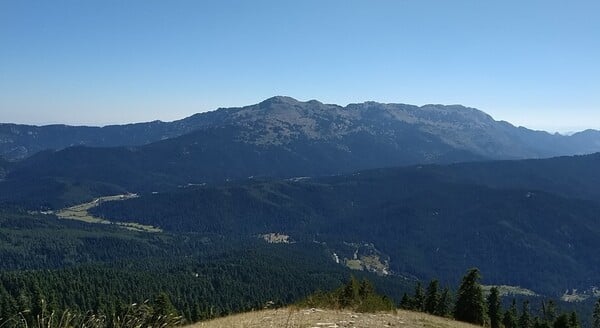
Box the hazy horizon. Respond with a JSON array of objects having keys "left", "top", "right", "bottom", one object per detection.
[{"left": 0, "top": 95, "right": 594, "bottom": 135}]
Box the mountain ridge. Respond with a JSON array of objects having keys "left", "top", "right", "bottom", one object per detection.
[
  {"left": 3, "top": 96, "right": 600, "bottom": 208},
  {"left": 2, "top": 96, "right": 599, "bottom": 161}
]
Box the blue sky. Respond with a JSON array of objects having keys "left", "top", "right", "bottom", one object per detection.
[{"left": 1, "top": 0, "right": 599, "bottom": 132}]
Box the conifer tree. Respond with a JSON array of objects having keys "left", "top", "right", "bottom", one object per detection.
[
  {"left": 413, "top": 282, "right": 425, "bottom": 312},
  {"left": 593, "top": 299, "right": 600, "bottom": 328},
  {"left": 454, "top": 268, "right": 487, "bottom": 325},
  {"left": 568, "top": 312, "right": 580, "bottom": 328},
  {"left": 542, "top": 300, "right": 557, "bottom": 324},
  {"left": 400, "top": 293, "right": 413, "bottom": 310},
  {"left": 534, "top": 317, "right": 551, "bottom": 328},
  {"left": 425, "top": 280, "right": 440, "bottom": 314},
  {"left": 503, "top": 300, "right": 518, "bottom": 328},
  {"left": 359, "top": 279, "right": 375, "bottom": 298},
  {"left": 487, "top": 287, "right": 502, "bottom": 328},
  {"left": 153, "top": 292, "right": 179, "bottom": 321},
  {"left": 519, "top": 300, "right": 532, "bottom": 328},
  {"left": 341, "top": 276, "right": 361, "bottom": 307},
  {"left": 436, "top": 287, "right": 452, "bottom": 317},
  {"left": 553, "top": 314, "right": 570, "bottom": 328}
]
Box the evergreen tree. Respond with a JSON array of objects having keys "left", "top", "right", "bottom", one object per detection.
[
  {"left": 400, "top": 293, "right": 413, "bottom": 310},
  {"left": 534, "top": 317, "right": 551, "bottom": 328},
  {"left": 436, "top": 287, "right": 452, "bottom": 317},
  {"left": 568, "top": 312, "right": 579, "bottom": 328},
  {"left": 503, "top": 300, "right": 518, "bottom": 328},
  {"left": 593, "top": 299, "right": 600, "bottom": 328},
  {"left": 299, "top": 276, "right": 393, "bottom": 313},
  {"left": 0, "top": 287, "right": 16, "bottom": 320},
  {"left": 519, "top": 300, "right": 532, "bottom": 328},
  {"left": 153, "top": 292, "right": 179, "bottom": 320},
  {"left": 341, "top": 276, "right": 361, "bottom": 307},
  {"left": 413, "top": 282, "right": 425, "bottom": 312},
  {"left": 359, "top": 279, "right": 375, "bottom": 298},
  {"left": 454, "top": 268, "right": 487, "bottom": 325},
  {"left": 30, "top": 286, "right": 45, "bottom": 318},
  {"left": 542, "top": 300, "right": 557, "bottom": 324},
  {"left": 487, "top": 287, "right": 502, "bottom": 328},
  {"left": 553, "top": 314, "right": 570, "bottom": 328},
  {"left": 424, "top": 280, "right": 440, "bottom": 314}
]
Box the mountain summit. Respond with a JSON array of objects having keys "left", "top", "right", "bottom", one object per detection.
[
  {"left": 2, "top": 97, "right": 600, "bottom": 207},
  {"left": 2, "top": 96, "right": 598, "bottom": 161}
]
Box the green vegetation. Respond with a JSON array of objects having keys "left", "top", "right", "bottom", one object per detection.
[
  {"left": 298, "top": 276, "right": 395, "bottom": 313},
  {"left": 3, "top": 153, "right": 600, "bottom": 326},
  {"left": 425, "top": 280, "right": 440, "bottom": 314},
  {"left": 88, "top": 167, "right": 600, "bottom": 295},
  {"left": 393, "top": 269, "right": 596, "bottom": 328},
  {"left": 400, "top": 279, "right": 452, "bottom": 317},
  {"left": 0, "top": 207, "right": 412, "bottom": 326},
  {"left": 488, "top": 287, "right": 502, "bottom": 328},
  {"left": 503, "top": 300, "right": 518, "bottom": 328},
  {"left": 0, "top": 296, "right": 183, "bottom": 328},
  {"left": 0, "top": 207, "right": 175, "bottom": 270},
  {"left": 56, "top": 194, "right": 161, "bottom": 232},
  {"left": 454, "top": 268, "right": 487, "bottom": 325},
  {"left": 593, "top": 299, "right": 600, "bottom": 328}
]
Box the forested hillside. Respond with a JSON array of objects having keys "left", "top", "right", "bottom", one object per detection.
[
  {"left": 0, "top": 205, "right": 412, "bottom": 325},
  {"left": 90, "top": 154, "right": 600, "bottom": 295},
  {"left": 3, "top": 98, "right": 600, "bottom": 209}
]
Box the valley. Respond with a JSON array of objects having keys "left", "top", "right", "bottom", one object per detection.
[
  {"left": 1, "top": 97, "right": 600, "bottom": 327},
  {"left": 2, "top": 98, "right": 600, "bottom": 209},
  {"left": 4, "top": 0, "right": 600, "bottom": 326},
  {"left": 56, "top": 193, "right": 161, "bottom": 232}
]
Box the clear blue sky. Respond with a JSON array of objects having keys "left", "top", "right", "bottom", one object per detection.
[{"left": 1, "top": 0, "right": 599, "bottom": 132}]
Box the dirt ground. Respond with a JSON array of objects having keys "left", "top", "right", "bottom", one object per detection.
[{"left": 189, "top": 307, "right": 481, "bottom": 328}]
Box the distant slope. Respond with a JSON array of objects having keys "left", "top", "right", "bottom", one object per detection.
[
  {"left": 90, "top": 153, "right": 600, "bottom": 295},
  {"left": 190, "top": 307, "right": 481, "bottom": 328},
  {"left": 0, "top": 157, "right": 9, "bottom": 180},
  {"left": 4, "top": 97, "right": 600, "bottom": 207},
  {"left": 0, "top": 205, "right": 174, "bottom": 270},
  {"left": 420, "top": 153, "right": 600, "bottom": 203},
  {"left": 2, "top": 96, "right": 600, "bottom": 161},
  {"left": 0, "top": 109, "right": 228, "bottom": 160}
]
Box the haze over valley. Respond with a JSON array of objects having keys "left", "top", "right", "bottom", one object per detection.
[{"left": 2, "top": 1, "right": 600, "bottom": 327}]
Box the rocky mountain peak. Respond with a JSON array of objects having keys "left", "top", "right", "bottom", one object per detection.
[{"left": 257, "top": 96, "right": 302, "bottom": 108}]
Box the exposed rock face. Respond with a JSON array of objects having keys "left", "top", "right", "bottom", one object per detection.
[{"left": 2, "top": 96, "right": 600, "bottom": 161}]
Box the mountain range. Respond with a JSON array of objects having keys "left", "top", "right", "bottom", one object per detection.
[
  {"left": 2, "top": 96, "right": 600, "bottom": 208},
  {"left": 2, "top": 96, "right": 600, "bottom": 162},
  {"left": 2, "top": 96, "right": 600, "bottom": 300}
]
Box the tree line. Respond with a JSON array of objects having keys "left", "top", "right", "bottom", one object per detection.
[{"left": 400, "top": 268, "right": 600, "bottom": 328}]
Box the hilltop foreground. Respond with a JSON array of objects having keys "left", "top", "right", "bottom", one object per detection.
[{"left": 191, "top": 307, "right": 480, "bottom": 328}]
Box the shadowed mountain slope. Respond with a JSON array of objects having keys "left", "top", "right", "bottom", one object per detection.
[
  {"left": 2, "top": 96, "right": 599, "bottom": 161},
  {"left": 3, "top": 98, "right": 600, "bottom": 207},
  {"left": 89, "top": 153, "right": 600, "bottom": 295}
]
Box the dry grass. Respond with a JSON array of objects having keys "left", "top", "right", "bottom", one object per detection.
[
  {"left": 188, "top": 308, "right": 482, "bottom": 328},
  {"left": 56, "top": 194, "right": 161, "bottom": 233}
]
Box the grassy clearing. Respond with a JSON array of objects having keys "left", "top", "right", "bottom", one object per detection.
[
  {"left": 482, "top": 285, "right": 538, "bottom": 297},
  {"left": 56, "top": 194, "right": 162, "bottom": 233},
  {"left": 189, "top": 308, "right": 482, "bottom": 328}
]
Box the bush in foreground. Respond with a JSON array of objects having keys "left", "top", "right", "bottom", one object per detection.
[{"left": 298, "top": 276, "right": 395, "bottom": 313}]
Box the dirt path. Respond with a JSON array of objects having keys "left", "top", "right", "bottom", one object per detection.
[{"left": 190, "top": 308, "right": 480, "bottom": 328}]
